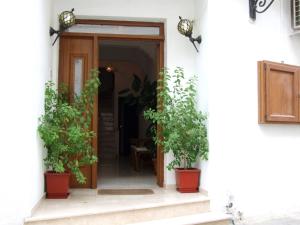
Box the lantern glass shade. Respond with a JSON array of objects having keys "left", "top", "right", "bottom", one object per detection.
[
  {"left": 59, "top": 9, "right": 76, "bottom": 29},
  {"left": 177, "top": 17, "right": 193, "bottom": 37}
]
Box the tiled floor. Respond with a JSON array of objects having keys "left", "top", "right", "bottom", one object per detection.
[{"left": 98, "top": 156, "right": 156, "bottom": 189}]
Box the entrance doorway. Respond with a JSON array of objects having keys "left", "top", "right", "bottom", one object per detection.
[
  {"left": 97, "top": 40, "right": 158, "bottom": 189},
  {"left": 58, "top": 20, "right": 164, "bottom": 188}
]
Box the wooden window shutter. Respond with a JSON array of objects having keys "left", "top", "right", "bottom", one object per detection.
[{"left": 258, "top": 61, "right": 300, "bottom": 123}]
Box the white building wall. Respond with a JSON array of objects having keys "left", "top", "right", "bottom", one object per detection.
[
  {"left": 0, "top": 0, "right": 53, "bottom": 224},
  {"left": 196, "top": 0, "right": 300, "bottom": 218},
  {"left": 194, "top": 0, "right": 210, "bottom": 193},
  {"left": 52, "top": 0, "right": 198, "bottom": 185}
]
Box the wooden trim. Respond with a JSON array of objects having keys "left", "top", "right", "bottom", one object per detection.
[
  {"left": 76, "top": 19, "right": 164, "bottom": 29},
  {"left": 258, "top": 61, "right": 266, "bottom": 124},
  {"left": 61, "top": 32, "right": 96, "bottom": 38},
  {"left": 61, "top": 32, "right": 164, "bottom": 41},
  {"left": 159, "top": 24, "right": 165, "bottom": 40},
  {"left": 157, "top": 40, "right": 164, "bottom": 187},
  {"left": 91, "top": 35, "right": 98, "bottom": 189},
  {"left": 262, "top": 60, "right": 300, "bottom": 70},
  {"left": 58, "top": 39, "right": 65, "bottom": 85}
]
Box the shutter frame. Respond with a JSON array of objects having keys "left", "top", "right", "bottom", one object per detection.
[{"left": 292, "top": 0, "right": 300, "bottom": 30}]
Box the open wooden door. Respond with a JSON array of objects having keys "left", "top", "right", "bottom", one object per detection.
[{"left": 59, "top": 35, "right": 98, "bottom": 188}]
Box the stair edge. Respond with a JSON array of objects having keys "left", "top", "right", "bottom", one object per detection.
[{"left": 25, "top": 197, "right": 210, "bottom": 223}]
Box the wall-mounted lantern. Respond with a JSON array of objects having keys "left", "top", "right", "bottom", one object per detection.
[
  {"left": 177, "top": 16, "right": 202, "bottom": 53},
  {"left": 249, "top": 0, "right": 275, "bottom": 20},
  {"left": 50, "top": 8, "right": 76, "bottom": 46}
]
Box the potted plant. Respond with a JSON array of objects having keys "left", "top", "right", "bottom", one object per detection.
[
  {"left": 38, "top": 69, "right": 100, "bottom": 198},
  {"left": 144, "top": 67, "right": 208, "bottom": 193}
]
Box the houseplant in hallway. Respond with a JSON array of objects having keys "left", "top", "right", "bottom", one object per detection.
[
  {"left": 144, "top": 67, "right": 208, "bottom": 193},
  {"left": 119, "top": 74, "right": 157, "bottom": 171},
  {"left": 38, "top": 69, "right": 100, "bottom": 198}
]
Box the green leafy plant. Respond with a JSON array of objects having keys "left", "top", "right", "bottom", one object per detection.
[
  {"left": 38, "top": 69, "right": 100, "bottom": 183},
  {"left": 119, "top": 74, "right": 157, "bottom": 113},
  {"left": 144, "top": 67, "right": 208, "bottom": 170}
]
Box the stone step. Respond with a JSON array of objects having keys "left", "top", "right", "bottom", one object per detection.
[
  {"left": 101, "top": 144, "right": 116, "bottom": 147},
  {"left": 100, "top": 137, "right": 115, "bottom": 141},
  {"left": 102, "top": 127, "right": 114, "bottom": 131},
  {"left": 101, "top": 118, "right": 114, "bottom": 122},
  {"left": 24, "top": 192, "right": 210, "bottom": 225},
  {"left": 101, "top": 118, "right": 114, "bottom": 123},
  {"left": 100, "top": 135, "right": 115, "bottom": 138},
  {"left": 127, "top": 212, "right": 232, "bottom": 225},
  {"left": 101, "top": 113, "right": 114, "bottom": 117},
  {"left": 101, "top": 132, "right": 115, "bottom": 135},
  {"left": 100, "top": 148, "right": 116, "bottom": 152},
  {"left": 100, "top": 139, "right": 116, "bottom": 142},
  {"left": 100, "top": 141, "right": 115, "bottom": 144},
  {"left": 100, "top": 138, "right": 115, "bottom": 142},
  {"left": 100, "top": 132, "right": 115, "bottom": 135},
  {"left": 101, "top": 148, "right": 116, "bottom": 152},
  {"left": 100, "top": 142, "right": 116, "bottom": 146},
  {"left": 100, "top": 135, "right": 115, "bottom": 139}
]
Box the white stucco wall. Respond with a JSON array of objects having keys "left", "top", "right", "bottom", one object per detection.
[
  {"left": 52, "top": 0, "right": 198, "bottom": 185},
  {"left": 196, "top": 0, "right": 300, "bottom": 218},
  {"left": 194, "top": 0, "right": 210, "bottom": 193},
  {"left": 0, "top": 0, "right": 53, "bottom": 224}
]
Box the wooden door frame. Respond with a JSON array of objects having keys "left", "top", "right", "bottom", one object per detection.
[{"left": 61, "top": 19, "right": 165, "bottom": 188}]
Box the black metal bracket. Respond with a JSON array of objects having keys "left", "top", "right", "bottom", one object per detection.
[
  {"left": 188, "top": 35, "right": 202, "bottom": 53},
  {"left": 49, "top": 26, "right": 63, "bottom": 46},
  {"left": 249, "top": 0, "right": 275, "bottom": 20},
  {"left": 50, "top": 24, "right": 68, "bottom": 46},
  {"left": 49, "top": 27, "right": 58, "bottom": 36}
]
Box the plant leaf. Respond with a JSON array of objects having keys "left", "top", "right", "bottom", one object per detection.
[{"left": 132, "top": 74, "right": 141, "bottom": 93}]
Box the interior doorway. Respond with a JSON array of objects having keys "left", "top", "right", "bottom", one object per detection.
[{"left": 97, "top": 40, "right": 158, "bottom": 189}]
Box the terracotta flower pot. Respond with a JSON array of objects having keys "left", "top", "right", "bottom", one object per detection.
[
  {"left": 175, "top": 168, "right": 200, "bottom": 193},
  {"left": 45, "top": 171, "right": 70, "bottom": 199}
]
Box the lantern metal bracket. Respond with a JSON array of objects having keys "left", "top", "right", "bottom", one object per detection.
[
  {"left": 188, "top": 35, "right": 202, "bottom": 53},
  {"left": 249, "top": 0, "right": 275, "bottom": 20},
  {"left": 49, "top": 26, "right": 62, "bottom": 46}
]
